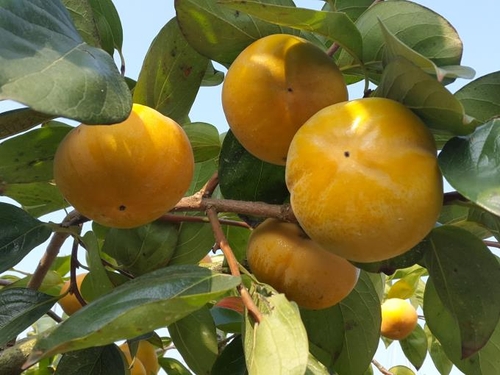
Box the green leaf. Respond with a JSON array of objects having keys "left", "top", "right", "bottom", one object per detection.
[
  {"left": 87, "top": 0, "right": 124, "bottom": 56},
  {"left": 219, "top": 1, "right": 362, "bottom": 61},
  {"left": 301, "top": 272, "right": 381, "bottom": 374},
  {"left": 26, "top": 265, "right": 241, "bottom": 364},
  {"left": 210, "top": 336, "right": 247, "bottom": 375},
  {"left": 0, "top": 202, "right": 52, "bottom": 273},
  {"left": 9, "top": 270, "right": 63, "bottom": 296},
  {"left": 219, "top": 130, "right": 289, "bottom": 205},
  {"left": 424, "top": 278, "right": 500, "bottom": 374},
  {"left": 201, "top": 61, "right": 225, "bottom": 87},
  {"left": 61, "top": 0, "right": 101, "bottom": 48},
  {"left": 467, "top": 205, "right": 500, "bottom": 242},
  {"left": 325, "top": 0, "right": 372, "bottom": 23},
  {"left": 438, "top": 203, "right": 494, "bottom": 240},
  {"left": 54, "top": 344, "right": 125, "bottom": 375},
  {"left": 160, "top": 357, "right": 193, "bottom": 375},
  {"left": 186, "top": 158, "right": 218, "bottom": 196},
  {"left": 175, "top": 0, "right": 299, "bottom": 65},
  {"left": 455, "top": 71, "right": 500, "bottom": 124},
  {"left": 305, "top": 353, "right": 330, "bottom": 375},
  {"left": 210, "top": 305, "right": 243, "bottom": 333},
  {"left": 133, "top": 17, "right": 208, "bottom": 123},
  {"left": 222, "top": 223, "right": 250, "bottom": 263},
  {"left": 184, "top": 122, "right": 221, "bottom": 163},
  {"left": 101, "top": 221, "right": 179, "bottom": 276},
  {"left": 337, "top": 0, "right": 463, "bottom": 82},
  {"left": 439, "top": 118, "right": 500, "bottom": 216},
  {"left": 387, "top": 366, "right": 415, "bottom": 375},
  {"left": 0, "top": 288, "right": 58, "bottom": 347},
  {"left": 425, "top": 324, "right": 454, "bottom": 375},
  {"left": 0, "top": 0, "right": 131, "bottom": 124},
  {"left": 243, "top": 290, "right": 308, "bottom": 375},
  {"left": 374, "top": 57, "right": 476, "bottom": 137},
  {"left": 399, "top": 324, "right": 427, "bottom": 370},
  {"left": 169, "top": 306, "right": 218, "bottom": 375},
  {"left": 0, "top": 108, "right": 55, "bottom": 139},
  {"left": 423, "top": 226, "right": 500, "bottom": 358},
  {"left": 169, "top": 222, "right": 214, "bottom": 265}
]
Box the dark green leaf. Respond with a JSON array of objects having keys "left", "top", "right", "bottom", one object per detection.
[
  {"left": 88, "top": 0, "right": 124, "bottom": 55},
  {"left": 301, "top": 272, "right": 380, "bottom": 374},
  {"left": 133, "top": 18, "right": 208, "bottom": 123},
  {"left": 184, "top": 122, "right": 221, "bottom": 163},
  {"left": 455, "top": 71, "right": 500, "bottom": 124},
  {"left": 160, "top": 357, "right": 194, "bottom": 375},
  {"left": 439, "top": 118, "right": 500, "bottom": 216},
  {"left": 219, "top": 1, "right": 362, "bottom": 61},
  {"left": 54, "top": 344, "right": 125, "bottom": 375},
  {"left": 424, "top": 278, "right": 500, "bottom": 374},
  {"left": 222, "top": 223, "right": 250, "bottom": 263},
  {"left": 201, "top": 61, "right": 225, "bottom": 87},
  {"left": 0, "top": 127, "right": 71, "bottom": 184},
  {"left": 374, "top": 58, "right": 476, "bottom": 137},
  {"left": 467, "top": 205, "right": 500, "bottom": 242},
  {"left": 243, "top": 290, "right": 308, "bottom": 375},
  {"left": 169, "top": 306, "right": 218, "bottom": 375},
  {"left": 210, "top": 304, "right": 243, "bottom": 333},
  {"left": 0, "top": 0, "right": 131, "bottom": 124},
  {"left": 169, "top": 222, "right": 214, "bottom": 265},
  {"left": 186, "top": 158, "right": 218, "bottom": 196},
  {"left": 0, "top": 202, "right": 52, "bottom": 273},
  {"left": 61, "top": 0, "right": 101, "bottom": 48},
  {"left": 423, "top": 226, "right": 500, "bottom": 358},
  {"left": 211, "top": 336, "right": 247, "bottom": 375},
  {"left": 437, "top": 203, "right": 493, "bottom": 240},
  {"left": 337, "top": 1, "right": 463, "bottom": 82},
  {"left": 325, "top": 0, "right": 372, "bottom": 23},
  {"left": 0, "top": 108, "right": 55, "bottom": 139},
  {"left": 0, "top": 288, "right": 58, "bottom": 347},
  {"left": 399, "top": 324, "right": 427, "bottom": 370},
  {"left": 26, "top": 265, "right": 241, "bottom": 364},
  {"left": 219, "top": 130, "right": 288, "bottom": 205},
  {"left": 425, "top": 324, "right": 454, "bottom": 375},
  {"left": 175, "top": 0, "right": 299, "bottom": 65},
  {"left": 101, "top": 221, "right": 179, "bottom": 276}
]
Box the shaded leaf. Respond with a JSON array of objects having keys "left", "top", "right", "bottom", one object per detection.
[
  {"left": 160, "top": 357, "right": 194, "bottom": 375},
  {"left": 0, "top": 288, "right": 58, "bottom": 347},
  {"left": 0, "top": 0, "right": 132, "bottom": 124},
  {"left": 0, "top": 202, "right": 52, "bottom": 273},
  {"left": 399, "top": 324, "right": 427, "bottom": 370},
  {"left": 87, "top": 0, "right": 124, "bottom": 56},
  {"left": 244, "top": 290, "right": 308, "bottom": 375},
  {"left": 220, "top": 1, "right": 362, "bottom": 61},
  {"left": 325, "top": 0, "right": 372, "bottom": 23},
  {"left": 425, "top": 324, "right": 454, "bottom": 375},
  {"left": 211, "top": 336, "right": 247, "bottom": 375},
  {"left": 175, "top": 0, "right": 299, "bottom": 65},
  {"left": 210, "top": 304, "right": 243, "bottom": 333},
  {"left": 101, "top": 221, "right": 179, "bottom": 276},
  {"left": 133, "top": 18, "right": 208, "bottom": 123},
  {"left": 169, "top": 222, "right": 214, "bottom": 265},
  {"left": 301, "top": 272, "right": 381, "bottom": 374},
  {"left": 438, "top": 203, "right": 493, "bottom": 240},
  {"left": 455, "top": 71, "right": 500, "bottom": 124},
  {"left": 54, "top": 344, "right": 125, "bottom": 375},
  {"left": 423, "top": 226, "right": 500, "bottom": 358},
  {"left": 374, "top": 57, "right": 476, "bottom": 137},
  {"left": 0, "top": 107, "right": 55, "bottom": 140},
  {"left": 61, "top": 0, "right": 101, "bottom": 48},
  {"left": 184, "top": 122, "right": 221, "bottom": 163},
  {"left": 26, "top": 265, "right": 241, "bottom": 364},
  {"left": 439, "top": 118, "right": 500, "bottom": 216},
  {"left": 222, "top": 223, "right": 250, "bottom": 263},
  {"left": 169, "top": 306, "right": 218, "bottom": 375},
  {"left": 201, "top": 61, "right": 225, "bottom": 87},
  {"left": 424, "top": 278, "right": 500, "bottom": 374}
]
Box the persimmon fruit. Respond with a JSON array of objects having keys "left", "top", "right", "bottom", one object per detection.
[
  {"left": 246, "top": 218, "right": 359, "bottom": 310},
  {"left": 58, "top": 273, "right": 87, "bottom": 316},
  {"left": 222, "top": 33, "right": 348, "bottom": 165},
  {"left": 380, "top": 298, "right": 418, "bottom": 340},
  {"left": 286, "top": 97, "right": 443, "bottom": 263},
  {"left": 53, "top": 103, "right": 194, "bottom": 228},
  {"left": 119, "top": 341, "right": 159, "bottom": 375}
]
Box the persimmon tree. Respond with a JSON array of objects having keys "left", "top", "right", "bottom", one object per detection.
[{"left": 1, "top": 1, "right": 500, "bottom": 375}]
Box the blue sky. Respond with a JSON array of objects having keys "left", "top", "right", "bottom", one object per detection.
[{"left": 3, "top": 1, "right": 500, "bottom": 374}]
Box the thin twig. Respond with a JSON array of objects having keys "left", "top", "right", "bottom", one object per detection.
[
  {"left": 206, "top": 208, "right": 263, "bottom": 323},
  {"left": 484, "top": 240, "right": 500, "bottom": 249},
  {"left": 372, "top": 359, "right": 393, "bottom": 375},
  {"left": 158, "top": 213, "right": 251, "bottom": 229},
  {"left": 46, "top": 310, "right": 63, "bottom": 323},
  {"left": 69, "top": 237, "right": 87, "bottom": 307}
]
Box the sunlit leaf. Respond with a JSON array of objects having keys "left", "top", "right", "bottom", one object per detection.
[
  {"left": 184, "top": 122, "right": 221, "bottom": 163},
  {"left": 160, "top": 357, "right": 193, "bottom": 375},
  {"left": 439, "top": 118, "right": 500, "bottom": 216},
  {"left": 26, "top": 265, "right": 240, "bottom": 364},
  {"left": 324, "top": 0, "right": 372, "bottom": 23},
  {"left": 0, "top": 0, "right": 132, "bottom": 124},
  {"left": 399, "top": 324, "right": 427, "bottom": 370}
]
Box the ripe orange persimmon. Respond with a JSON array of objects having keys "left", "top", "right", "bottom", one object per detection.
[
  {"left": 53, "top": 103, "right": 194, "bottom": 228},
  {"left": 222, "top": 33, "right": 348, "bottom": 165},
  {"left": 380, "top": 298, "right": 418, "bottom": 340},
  {"left": 119, "top": 341, "right": 159, "bottom": 375},
  {"left": 58, "top": 273, "right": 87, "bottom": 316},
  {"left": 286, "top": 98, "right": 443, "bottom": 263},
  {"left": 246, "top": 218, "right": 359, "bottom": 310}
]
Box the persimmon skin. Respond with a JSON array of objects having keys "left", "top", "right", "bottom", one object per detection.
[
  {"left": 286, "top": 98, "right": 443, "bottom": 263},
  {"left": 222, "top": 33, "right": 348, "bottom": 165},
  {"left": 53, "top": 103, "right": 194, "bottom": 228},
  {"left": 120, "top": 341, "right": 159, "bottom": 375},
  {"left": 380, "top": 298, "right": 418, "bottom": 340},
  {"left": 58, "top": 273, "right": 87, "bottom": 316},
  {"left": 246, "top": 218, "right": 360, "bottom": 310}
]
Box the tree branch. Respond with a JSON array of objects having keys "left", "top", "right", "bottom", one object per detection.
[
  {"left": 372, "top": 359, "right": 393, "bottom": 375},
  {"left": 0, "top": 337, "right": 37, "bottom": 375}
]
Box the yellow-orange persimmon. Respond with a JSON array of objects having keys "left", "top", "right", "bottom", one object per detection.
[
  {"left": 222, "top": 33, "right": 348, "bottom": 165},
  {"left": 246, "top": 218, "right": 359, "bottom": 310},
  {"left": 54, "top": 103, "right": 194, "bottom": 228},
  {"left": 286, "top": 98, "right": 442, "bottom": 263},
  {"left": 380, "top": 298, "right": 418, "bottom": 340},
  {"left": 119, "top": 341, "right": 159, "bottom": 375},
  {"left": 58, "top": 273, "right": 87, "bottom": 316}
]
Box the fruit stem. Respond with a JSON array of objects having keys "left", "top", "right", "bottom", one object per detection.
[
  {"left": 206, "top": 207, "right": 263, "bottom": 323},
  {"left": 372, "top": 359, "right": 394, "bottom": 375}
]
